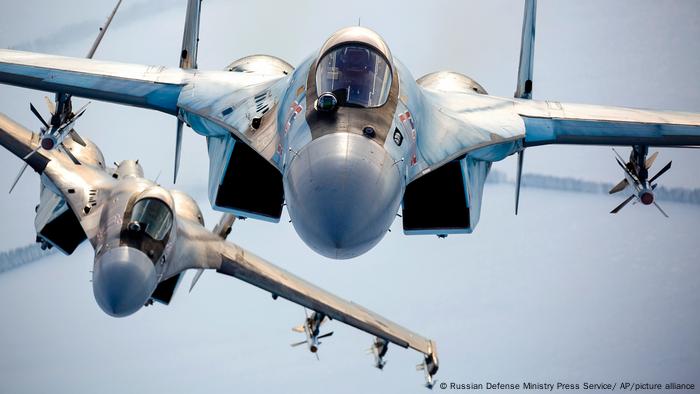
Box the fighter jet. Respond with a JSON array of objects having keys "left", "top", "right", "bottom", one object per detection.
[
  {"left": 0, "top": 112, "right": 440, "bottom": 388},
  {"left": 0, "top": 0, "right": 699, "bottom": 260}
]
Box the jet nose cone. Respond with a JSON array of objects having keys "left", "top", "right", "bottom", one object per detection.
[
  {"left": 284, "top": 133, "right": 403, "bottom": 259},
  {"left": 92, "top": 247, "right": 157, "bottom": 317}
]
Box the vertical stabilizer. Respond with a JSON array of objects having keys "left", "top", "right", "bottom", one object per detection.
[
  {"left": 514, "top": 0, "right": 537, "bottom": 99},
  {"left": 514, "top": 0, "right": 536, "bottom": 214},
  {"left": 179, "top": 0, "right": 202, "bottom": 70},
  {"left": 174, "top": 0, "right": 202, "bottom": 182},
  {"left": 86, "top": 0, "right": 123, "bottom": 59}
]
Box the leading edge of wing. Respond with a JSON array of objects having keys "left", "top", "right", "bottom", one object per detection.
[
  {"left": 0, "top": 112, "right": 49, "bottom": 172},
  {"left": 214, "top": 241, "right": 435, "bottom": 356},
  {"left": 408, "top": 88, "right": 525, "bottom": 182},
  {"left": 0, "top": 49, "right": 189, "bottom": 114},
  {"left": 518, "top": 100, "right": 700, "bottom": 147}
]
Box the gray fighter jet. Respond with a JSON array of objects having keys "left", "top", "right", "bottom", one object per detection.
[
  {"left": 0, "top": 112, "right": 439, "bottom": 388},
  {"left": 1, "top": 0, "right": 699, "bottom": 260}
]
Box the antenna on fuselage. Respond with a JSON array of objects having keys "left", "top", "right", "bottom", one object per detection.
[
  {"left": 173, "top": 0, "right": 202, "bottom": 183},
  {"left": 513, "top": 0, "right": 536, "bottom": 215}
]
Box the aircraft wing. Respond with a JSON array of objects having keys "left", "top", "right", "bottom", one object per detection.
[
  {"left": 410, "top": 88, "right": 525, "bottom": 181},
  {"left": 0, "top": 49, "right": 291, "bottom": 170},
  {"left": 412, "top": 87, "right": 700, "bottom": 181},
  {"left": 219, "top": 242, "right": 435, "bottom": 355},
  {"left": 178, "top": 228, "right": 436, "bottom": 357},
  {"left": 0, "top": 49, "right": 190, "bottom": 114},
  {"left": 0, "top": 112, "right": 111, "bottom": 248},
  {"left": 517, "top": 99, "right": 700, "bottom": 147}
]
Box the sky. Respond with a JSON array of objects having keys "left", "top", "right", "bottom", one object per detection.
[{"left": 0, "top": 1, "right": 699, "bottom": 393}]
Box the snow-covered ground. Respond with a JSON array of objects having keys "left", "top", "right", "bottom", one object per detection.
[{"left": 0, "top": 183, "right": 698, "bottom": 394}]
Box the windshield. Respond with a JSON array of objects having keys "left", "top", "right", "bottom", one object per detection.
[
  {"left": 130, "top": 198, "right": 173, "bottom": 241},
  {"left": 316, "top": 44, "right": 392, "bottom": 108}
]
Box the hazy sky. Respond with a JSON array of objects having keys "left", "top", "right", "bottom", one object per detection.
[{"left": 0, "top": 1, "right": 699, "bottom": 393}]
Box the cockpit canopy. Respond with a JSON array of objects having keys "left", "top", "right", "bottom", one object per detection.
[
  {"left": 316, "top": 44, "right": 392, "bottom": 108},
  {"left": 130, "top": 198, "right": 173, "bottom": 241}
]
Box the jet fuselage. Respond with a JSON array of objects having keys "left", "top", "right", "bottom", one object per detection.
[
  {"left": 179, "top": 27, "right": 509, "bottom": 259},
  {"left": 212, "top": 28, "right": 426, "bottom": 259}
]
